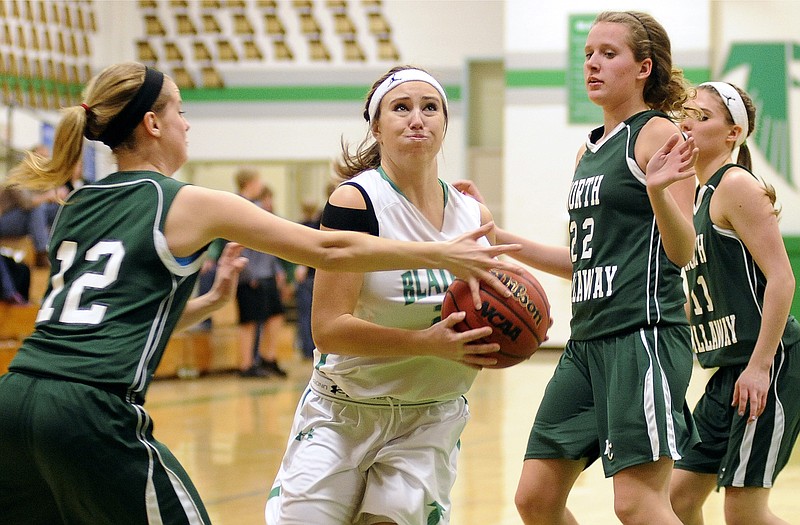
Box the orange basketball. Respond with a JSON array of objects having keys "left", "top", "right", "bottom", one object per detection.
[{"left": 442, "top": 268, "right": 550, "bottom": 368}]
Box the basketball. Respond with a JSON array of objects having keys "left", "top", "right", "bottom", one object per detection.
[{"left": 441, "top": 268, "right": 550, "bottom": 368}]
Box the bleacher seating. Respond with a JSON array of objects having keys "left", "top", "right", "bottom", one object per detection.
[
  {"left": 128, "top": 0, "right": 403, "bottom": 90},
  {"left": 216, "top": 39, "right": 239, "bottom": 61},
  {"left": 201, "top": 65, "right": 225, "bottom": 88},
  {"left": 1, "top": 0, "right": 97, "bottom": 109},
  {"left": 202, "top": 13, "right": 223, "bottom": 33},
  {"left": 164, "top": 40, "right": 185, "bottom": 61},
  {"left": 144, "top": 14, "right": 167, "bottom": 36},
  {"left": 175, "top": 12, "right": 198, "bottom": 35},
  {"left": 272, "top": 36, "right": 294, "bottom": 60},
  {"left": 242, "top": 39, "right": 264, "bottom": 60},
  {"left": 233, "top": 12, "right": 256, "bottom": 35},
  {"left": 137, "top": 40, "right": 159, "bottom": 63},
  {"left": 0, "top": 302, "right": 38, "bottom": 341},
  {"left": 172, "top": 65, "right": 196, "bottom": 89}
]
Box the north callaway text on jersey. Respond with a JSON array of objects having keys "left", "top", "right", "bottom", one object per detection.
[
  {"left": 568, "top": 174, "right": 618, "bottom": 304},
  {"left": 691, "top": 315, "right": 739, "bottom": 353},
  {"left": 684, "top": 233, "right": 740, "bottom": 354}
]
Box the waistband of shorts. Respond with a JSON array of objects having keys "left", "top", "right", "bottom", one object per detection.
[
  {"left": 310, "top": 369, "right": 442, "bottom": 408},
  {"left": 9, "top": 369, "right": 145, "bottom": 405}
]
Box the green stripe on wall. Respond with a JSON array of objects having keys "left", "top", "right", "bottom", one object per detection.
[
  {"left": 181, "top": 84, "right": 462, "bottom": 103},
  {"left": 505, "top": 67, "right": 710, "bottom": 88},
  {"left": 505, "top": 69, "right": 565, "bottom": 87},
  {"left": 1, "top": 75, "right": 462, "bottom": 103},
  {"left": 0, "top": 74, "right": 82, "bottom": 96},
  {"left": 784, "top": 236, "right": 800, "bottom": 319}
]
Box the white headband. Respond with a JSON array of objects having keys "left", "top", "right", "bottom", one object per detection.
[
  {"left": 699, "top": 82, "right": 750, "bottom": 148},
  {"left": 367, "top": 69, "right": 448, "bottom": 124}
]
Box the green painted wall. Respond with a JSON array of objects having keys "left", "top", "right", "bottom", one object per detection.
[
  {"left": 785, "top": 236, "right": 800, "bottom": 319},
  {"left": 180, "top": 84, "right": 462, "bottom": 103}
]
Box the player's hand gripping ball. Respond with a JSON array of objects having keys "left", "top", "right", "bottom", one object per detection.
[{"left": 442, "top": 268, "right": 550, "bottom": 368}]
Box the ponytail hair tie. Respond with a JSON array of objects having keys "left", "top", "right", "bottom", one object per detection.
[{"left": 81, "top": 104, "right": 99, "bottom": 141}]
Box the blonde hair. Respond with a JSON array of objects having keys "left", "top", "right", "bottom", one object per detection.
[
  {"left": 594, "top": 11, "right": 693, "bottom": 118},
  {"left": 6, "top": 62, "right": 169, "bottom": 192}
]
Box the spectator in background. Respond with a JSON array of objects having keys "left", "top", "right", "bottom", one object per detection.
[
  {"left": 194, "top": 238, "right": 225, "bottom": 332},
  {"left": 235, "top": 242, "right": 289, "bottom": 378},
  {"left": 234, "top": 171, "right": 288, "bottom": 378},
  {"left": 235, "top": 166, "right": 264, "bottom": 202},
  {"left": 0, "top": 145, "right": 58, "bottom": 267},
  {"left": 294, "top": 197, "right": 321, "bottom": 359}
]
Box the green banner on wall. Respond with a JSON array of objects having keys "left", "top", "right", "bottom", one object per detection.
[{"left": 568, "top": 13, "right": 602, "bottom": 124}]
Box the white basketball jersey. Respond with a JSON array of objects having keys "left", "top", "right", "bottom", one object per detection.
[{"left": 316, "top": 169, "right": 486, "bottom": 402}]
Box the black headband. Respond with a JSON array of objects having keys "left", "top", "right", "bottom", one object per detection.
[
  {"left": 628, "top": 12, "right": 653, "bottom": 52},
  {"left": 96, "top": 67, "right": 165, "bottom": 149}
]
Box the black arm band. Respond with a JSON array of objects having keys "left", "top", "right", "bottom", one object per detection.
[{"left": 320, "top": 182, "right": 379, "bottom": 236}]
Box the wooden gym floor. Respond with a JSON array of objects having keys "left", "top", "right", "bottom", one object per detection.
[{"left": 146, "top": 332, "right": 800, "bottom": 525}]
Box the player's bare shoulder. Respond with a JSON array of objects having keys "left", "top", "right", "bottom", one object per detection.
[{"left": 328, "top": 183, "right": 367, "bottom": 210}]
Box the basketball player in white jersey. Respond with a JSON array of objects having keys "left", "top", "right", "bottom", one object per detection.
[{"left": 266, "top": 66, "right": 501, "bottom": 525}]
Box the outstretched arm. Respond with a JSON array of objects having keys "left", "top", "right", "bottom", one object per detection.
[
  {"left": 311, "top": 230, "right": 500, "bottom": 368},
  {"left": 165, "top": 187, "right": 521, "bottom": 301},
  {"left": 453, "top": 179, "right": 572, "bottom": 279}
]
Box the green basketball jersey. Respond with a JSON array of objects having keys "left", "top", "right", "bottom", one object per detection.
[
  {"left": 569, "top": 110, "right": 688, "bottom": 340},
  {"left": 685, "top": 164, "right": 800, "bottom": 367},
  {"left": 10, "top": 171, "right": 204, "bottom": 400}
]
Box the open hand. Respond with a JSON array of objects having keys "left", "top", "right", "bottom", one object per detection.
[
  {"left": 732, "top": 364, "right": 770, "bottom": 424},
  {"left": 646, "top": 133, "right": 698, "bottom": 191},
  {"left": 208, "top": 242, "right": 248, "bottom": 306},
  {"left": 442, "top": 222, "right": 522, "bottom": 308}
]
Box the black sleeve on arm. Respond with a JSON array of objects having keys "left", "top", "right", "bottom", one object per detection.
[{"left": 320, "top": 182, "right": 379, "bottom": 236}]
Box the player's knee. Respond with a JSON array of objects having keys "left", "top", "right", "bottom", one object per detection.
[
  {"left": 669, "top": 485, "right": 699, "bottom": 520},
  {"left": 723, "top": 497, "right": 771, "bottom": 525},
  {"left": 670, "top": 497, "right": 700, "bottom": 524},
  {"left": 513, "top": 488, "right": 532, "bottom": 518},
  {"left": 514, "top": 485, "right": 560, "bottom": 523},
  {"left": 724, "top": 505, "right": 754, "bottom": 525},
  {"left": 613, "top": 493, "right": 648, "bottom": 524}
]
